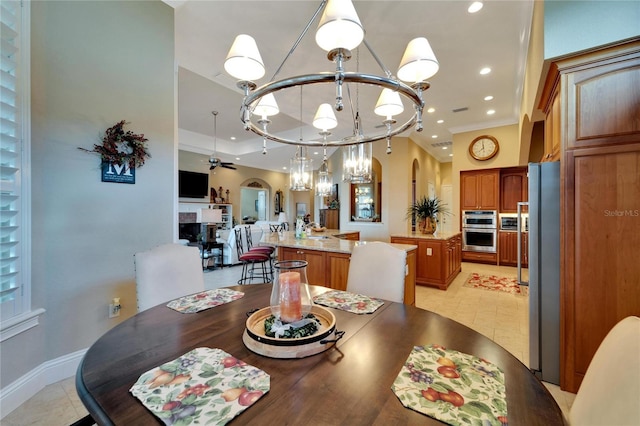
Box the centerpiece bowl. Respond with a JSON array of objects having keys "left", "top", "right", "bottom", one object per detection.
[{"left": 243, "top": 305, "right": 343, "bottom": 358}]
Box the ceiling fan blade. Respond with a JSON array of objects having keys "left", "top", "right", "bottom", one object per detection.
[{"left": 222, "top": 165, "right": 237, "bottom": 170}]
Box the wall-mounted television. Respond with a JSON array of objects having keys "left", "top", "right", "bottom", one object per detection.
[{"left": 179, "top": 170, "right": 209, "bottom": 198}]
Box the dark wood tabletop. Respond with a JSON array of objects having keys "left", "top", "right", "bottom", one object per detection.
[{"left": 77, "top": 284, "right": 564, "bottom": 425}]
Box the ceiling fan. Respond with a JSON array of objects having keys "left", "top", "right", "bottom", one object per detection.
[{"left": 209, "top": 111, "right": 236, "bottom": 170}]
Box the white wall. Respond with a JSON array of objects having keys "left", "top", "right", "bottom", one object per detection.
[
  {"left": 0, "top": 0, "right": 175, "bottom": 398},
  {"left": 544, "top": 1, "right": 640, "bottom": 60}
]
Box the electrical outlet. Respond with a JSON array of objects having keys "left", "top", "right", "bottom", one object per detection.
[
  {"left": 109, "top": 297, "right": 121, "bottom": 318},
  {"left": 108, "top": 304, "right": 119, "bottom": 318}
]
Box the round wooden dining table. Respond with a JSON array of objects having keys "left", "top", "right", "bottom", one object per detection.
[{"left": 76, "top": 284, "right": 564, "bottom": 425}]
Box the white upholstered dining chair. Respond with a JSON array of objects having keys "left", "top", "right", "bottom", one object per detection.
[
  {"left": 134, "top": 243, "right": 205, "bottom": 312},
  {"left": 346, "top": 242, "right": 407, "bottom": 303},
  {"left": 568, "top": 315, "right": 640, "bottom": 425}
]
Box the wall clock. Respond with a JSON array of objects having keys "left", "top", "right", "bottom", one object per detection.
[{"left": 469, "top": 135, "right": 499, "bottom": 161}]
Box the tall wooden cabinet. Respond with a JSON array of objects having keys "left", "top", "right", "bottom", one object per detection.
[
  {"left": 319, "top": 209, "right": 339, "bottom": 229},
  {"left": 460, "top": 169, "right": 500, "bottom": 210},
  {"left": 539, "top": 40, "right": 640, "bottom": 393}
]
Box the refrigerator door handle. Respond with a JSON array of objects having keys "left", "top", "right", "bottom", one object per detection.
[{"left": 517, "top": 202, "right": 529, "bottom": 286}]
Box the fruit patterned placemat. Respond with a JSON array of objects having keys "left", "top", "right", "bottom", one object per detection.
[
  {"left": 312, "top": 290, "right": 384, "bottom": 314},
  {"left": 130, "top": 347, "right": 270, "bottom": 426},
  {"left": 392, "top": 344, "right": 508, "bottom": 426},
  {"left": 166, "top": 289, "right": 244, "bottom": 313}
]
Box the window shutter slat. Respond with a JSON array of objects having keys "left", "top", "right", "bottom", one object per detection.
[{"left": 0, "top": 0, "right": 24, "bottom": 316}]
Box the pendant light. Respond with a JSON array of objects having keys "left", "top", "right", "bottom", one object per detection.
[{"left": 290, "top": 146, "right": 313, "bottom": 191}]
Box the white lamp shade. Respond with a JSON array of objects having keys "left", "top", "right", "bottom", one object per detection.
[
  {"left": 313, "top": 103, "right": 338, "bottom": 130},
  {"left": 315, "top": 0, "right": 364, "bottom": 51},
  {"left": 397, "top": 37, "right": 439, "bottom": 83},
  {"left": 374, "top": 89, "right": 404, "bottom": 118},
  {"left": 253, "top": 93, "right": 279, "bottom": 117},
  {"left": 197, "top": 208, "right": 223, "bottom": 224},
  {"left": 224, "top": 34, "right": 265, "bottom": 81},
  {"left": 278, "top": 212, "right": 288, "bottom": 224}
]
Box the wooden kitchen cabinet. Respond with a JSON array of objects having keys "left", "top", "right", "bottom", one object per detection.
[
  {"left": 279, "top": 246, "right": 326, "bottom": 286},
  {"left": 498, "top": 231, "right": 528, "bottom": 267},
  {"left": 319, "top": 209, "right": 339, "bottom": 229},
  {"left": 500, "top": 168, "right": 528, "bottom": 213},
  {"left": 542, "top": 85, "right": 561, "bottom": 162},
  {"left": 539, "top": 40, "right": 640, "bottom": 393},
  {"left": 391, "top": 233, "right": 461, "bottom": 290},
  {"left": 326, "top": 251, "right": 350, "bottom": 291},
  {"left": 460, "top": 169, "right": 500, "bottom": 210}
]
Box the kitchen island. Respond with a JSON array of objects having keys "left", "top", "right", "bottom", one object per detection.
[
  {"left": 261, "top": 230, "right": 417, "bottom": 305},
  {"left": 390, "top": 231, "right": 462, "bottom": 290}
]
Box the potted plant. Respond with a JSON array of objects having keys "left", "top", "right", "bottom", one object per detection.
[{"left": 406, "top": 196, "right": 450, "bottom": 234}]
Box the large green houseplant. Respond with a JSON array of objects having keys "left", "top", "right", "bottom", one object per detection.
[{"left": 406, "top": 196, "right": 450, "bottom": 234}]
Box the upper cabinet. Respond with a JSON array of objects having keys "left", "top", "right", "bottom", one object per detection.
[
  {"left": 541, "top": 81, "right": 562, "bottom": 162},
  {"left": 500, "top": 168, "right": 528, "bottom": 212},
  {"left": 460, "top": 169, "right": 500, "bottom": 211}
]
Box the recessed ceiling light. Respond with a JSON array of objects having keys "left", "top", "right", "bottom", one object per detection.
[
  {"left": 449, "top": 153, "right": 453, "bottom": 157},
  {"left": 437, "top": 119, "right": 444, "bottom": 124},
  {"left": 431, "top": 135, "right": 438, "bottom": 139},
  {"left": 484, "top": 95, "right": 494, "bottom": 101},
  {"left": 313, "top": 151, "right": 319, "bottom": 155},
  {"left": 487, "top": 109, "right": 496, "bottom": 115},
  {"left": 468, "top": 1, "right": 483, "bottom": 13},
  {"left": 480, "top": 67, "right": 491, "bottom": 75},
  {"left": 427, "top": 107, "right": 435, "bottom": 113},
  {"left": 282, "top": 166, "right": 287, "bottom": 170},
  {"left": 235, "top": 157, "right": 240, "bottom": 161},
  {"left": 442, "top": 146, "right": 448, "bottom": 150},
  {"left": 230, "top": 136, "right": 236, "bottom": 141}
]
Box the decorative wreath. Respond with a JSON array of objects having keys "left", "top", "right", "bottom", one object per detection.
[{"left": 79, "top": 120, "right": 150, "bottom": 168}]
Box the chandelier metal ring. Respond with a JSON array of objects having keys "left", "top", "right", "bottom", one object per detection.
[{"left": 240, "top": 72, "right": 426, "bottom": 147}]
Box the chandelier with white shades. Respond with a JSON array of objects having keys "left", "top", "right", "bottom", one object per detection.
[{"left": 223, "top": 0, "right": 438, "bottom": 150}]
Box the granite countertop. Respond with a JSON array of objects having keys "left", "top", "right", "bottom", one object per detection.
[
  {"left": 260, "top": 230, "right": 417, "bottom": 254},
  {"left": 390, "top": 230, "right": 462, "bottom": 241}
]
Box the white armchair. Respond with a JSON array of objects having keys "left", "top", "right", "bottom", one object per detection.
[
  {"left": 346, "top": 241, "right": 407, "bottom": 303},
  {"left": 134, "top": 243, "right": 205, "bottom": 312},
  {"left": 569, "top": 316, "right": 640, "bottom": 425}
]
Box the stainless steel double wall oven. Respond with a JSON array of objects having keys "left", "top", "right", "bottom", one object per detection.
[{"left": 462, "top": 210, "right": 498, "bottom": 252}]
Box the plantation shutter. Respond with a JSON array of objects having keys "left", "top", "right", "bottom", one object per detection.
[{"left": 1, "top": 0, "right": 28, "bottom": 321}]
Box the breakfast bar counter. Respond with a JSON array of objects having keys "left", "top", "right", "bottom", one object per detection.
[{"left": 261, "top": 231, "right": 418, "bottom": 305}]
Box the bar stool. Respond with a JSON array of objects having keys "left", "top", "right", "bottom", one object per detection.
[
  {"left": 245, "top": 226, "right": 275, "bottom": 280},
  {"left": 235, "top": 228, "right": 271, "bottom": 284}
]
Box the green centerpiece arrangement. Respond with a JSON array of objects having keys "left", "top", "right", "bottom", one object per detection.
[
  {"left": 264, "top": 314, "right": 321, "bottom": 339},
  {"left": 406, "top": 196, "right": 450, "bottom": 234}
]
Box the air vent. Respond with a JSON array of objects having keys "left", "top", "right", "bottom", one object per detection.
[
  {"left": 452, "top": 107, "right": 469, "bottom": 113},
  {"left": 431, "top": 141, "right": 452, "bottom": 148}
]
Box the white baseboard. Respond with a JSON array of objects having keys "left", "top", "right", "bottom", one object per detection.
[{"left": 0, "top": 348, "right": 87, "bottom": 420}]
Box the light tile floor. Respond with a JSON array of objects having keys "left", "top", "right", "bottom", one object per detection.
[{"left": 3, "top": 262, "right": 575, "bottom": 425}]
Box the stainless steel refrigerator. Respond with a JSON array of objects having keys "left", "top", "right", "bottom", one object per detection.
[{"left": 522, "top": 161, "right": 561, "bottom": 385}]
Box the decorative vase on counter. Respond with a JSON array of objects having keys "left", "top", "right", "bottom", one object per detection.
[
  {"left": 419, "top": 216, "right": 438, "bottom": 234},
  {"left": 270, "top": 260, "right": 313, "bottom": 323}
]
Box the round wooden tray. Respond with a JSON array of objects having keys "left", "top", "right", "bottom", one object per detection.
[{"left": 243, "top": 305, "right": 344, "bottom": 358}]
